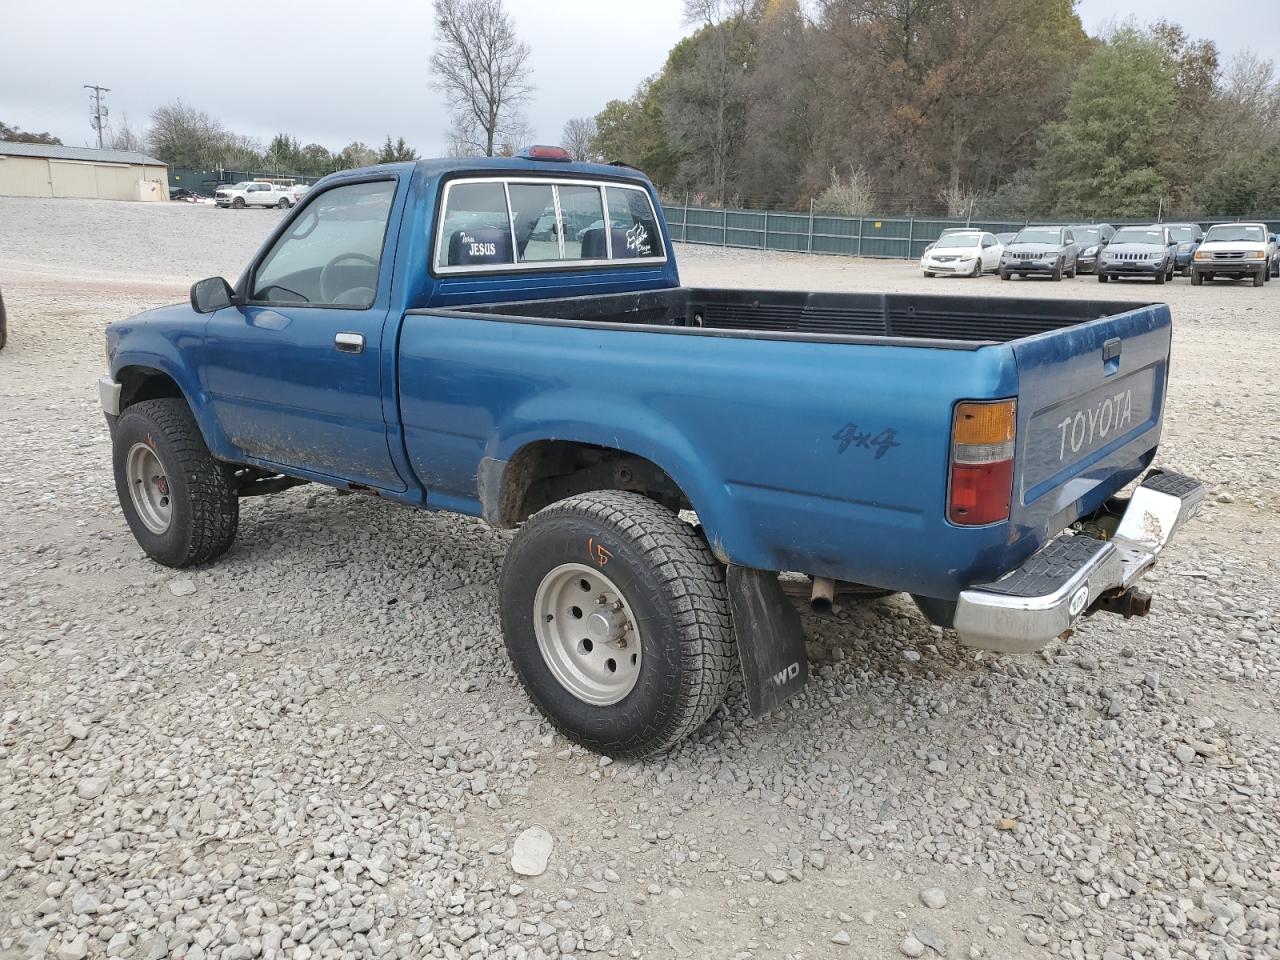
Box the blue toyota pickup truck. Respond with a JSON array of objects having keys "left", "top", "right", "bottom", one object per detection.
[{"left": 100, "top": 148, "right": 1204, "bottom": 757}]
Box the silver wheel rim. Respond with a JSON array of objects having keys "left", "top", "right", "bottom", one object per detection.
[
  {"left": 125, "top": 442, "right": 172, "bottom": 535},
  {"left": 534, "top": 562, "right": 642, "bottom": 706}
]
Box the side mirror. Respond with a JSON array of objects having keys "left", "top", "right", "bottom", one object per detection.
[{"left": 191, "top": 277, "right": 235, "bottom": 314}]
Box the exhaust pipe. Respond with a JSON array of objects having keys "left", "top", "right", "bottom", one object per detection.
[
  {"left": 810, "top": 577, "right": 836, "bottom": 615},
  {"left": 1091, "top": 587, "right": 1152, "bottom": 619}
]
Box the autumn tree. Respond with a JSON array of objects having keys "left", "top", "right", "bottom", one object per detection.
[
  {"left": 430, "top": 0, "right": 533, "bottom": 157},
  {"left": 0, "top": 121, "right": 62, "bottom": 145}
]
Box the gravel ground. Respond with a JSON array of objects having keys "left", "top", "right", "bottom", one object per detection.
[{"left": 1, "top": 196, "right": 1278, "bottom": 960}]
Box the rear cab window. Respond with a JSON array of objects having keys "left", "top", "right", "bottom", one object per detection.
[{"left": 434, "top": 176, "right": 665, "bottom": 272}]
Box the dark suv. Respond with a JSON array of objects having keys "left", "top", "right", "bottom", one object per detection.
[
  {"left": 1067, "top": 223, "right": 1115, "bottom": 274},
  {"left": 1097, "top": 225, "right": 1177, "bottom": 284},
  {"left": 999, "top": 226, "right": 1080, "bottom": 281},
  {"left": 1165, "top": 223, "right": 1204, "bottom": 276}
]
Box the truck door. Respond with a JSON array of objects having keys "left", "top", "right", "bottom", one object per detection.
[{"left": 202, "top": 175, "right": 406, "bottom": 491}]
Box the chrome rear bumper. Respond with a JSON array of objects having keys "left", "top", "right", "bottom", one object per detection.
[{"left": 953, "top": 471, "right": 1204, "bottom": 653}]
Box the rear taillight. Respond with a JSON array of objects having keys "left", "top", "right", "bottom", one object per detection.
[{"left": 949, "top": 399, "right": 1016, "bottom": 525}]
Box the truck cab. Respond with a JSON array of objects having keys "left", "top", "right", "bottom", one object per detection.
[{"left": 100, "top": 150, "right": 1204, "bottom": 757}]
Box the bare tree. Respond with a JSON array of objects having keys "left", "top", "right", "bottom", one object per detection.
[
  {"left": 430, "top": 0, "right": 533, "bottom": 157},
  {"left": 107, "top": 113, "right": 146, "bottom": 153},
  {"left": 561, "top": 116, "right": 597, "bottom": 161}
]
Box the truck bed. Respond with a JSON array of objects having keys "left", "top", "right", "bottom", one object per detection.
[
  {"left": 456, "top": 287, "right": 1153, "bottom": 347},
  {"left": 401, "top": 286, "right": 1171, "bottom": 603}
]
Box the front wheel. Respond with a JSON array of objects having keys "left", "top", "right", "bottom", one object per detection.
[
  {"left": 499, "top": 490, "right": 735, "bottom": 758},
  {"left": 231, "top": 197, "right": 245, "bottom": 209},
  {"left": 1191, "top": 270, "right": 1204, "bottom": 286},
  {"left": 1154, "top": 265, "right": 1166, "bottom": 285},
  {"left": 1051, "top": 260, "right": 1063, "bottom": 281},
  {"left": 923, "top": 270, "right": 935, "bottom": 278},
  {"left": 112, "top": 398, "right": 239, "bottom": 567},
  {"left": 1254, "top": 267, "right": 1266, "bottom": 287},
  {"left": 999, "top": 269, "right": 1010, "bottom": 281},
  {"left": 969, "top": 259, "right": 981, "bottom": 278},
  {"left": 1098, "top": 272, "right": 1109, "bottom": 283},
  {"left": 277, "top": 197, "right": 291, "bottom": 209}
]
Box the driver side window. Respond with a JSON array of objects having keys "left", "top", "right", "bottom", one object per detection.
[{"left": 252, "top": 179, "right": 396, "bottom": 308}]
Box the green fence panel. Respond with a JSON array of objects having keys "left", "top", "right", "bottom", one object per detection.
[
  {"left": 765, "top": 212, "right": 810, "bottom": 252},
  {"left": 663, "top": 203, "right": 1280, "bottom": 259}
]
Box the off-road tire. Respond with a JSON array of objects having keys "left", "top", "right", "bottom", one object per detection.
[
  {"left": 113, "top": 398, "right": 238, "bottom": 568},
  {"left": 499, "top": 490, "right": 735, "bottom": 758}
]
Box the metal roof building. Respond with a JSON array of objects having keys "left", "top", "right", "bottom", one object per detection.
[{"left": 0, "top": 141, "right": 169, "bottom": 201}]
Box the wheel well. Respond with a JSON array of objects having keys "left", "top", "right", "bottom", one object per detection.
[
  {"left": 493, "top": 441, "right": 690, "bottom": 526},
  {"left": 118, "top": 367, "right": 184, "bottom": 411}
]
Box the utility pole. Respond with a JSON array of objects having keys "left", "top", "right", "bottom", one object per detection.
[{"left": 84, "top": 84, "right": 110, "bottom": 149}]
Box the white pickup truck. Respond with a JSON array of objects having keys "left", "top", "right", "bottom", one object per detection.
[
  {"left": 214, "top": 181, "right": 296, "bottom": 210},
  {"left": 1191, "top": 222, "right": 1278, "bottom": 287}
]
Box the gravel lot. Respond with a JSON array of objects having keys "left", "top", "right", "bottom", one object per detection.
[{"left": 1, "top": 196, "right": 1278, "bottom": 960}]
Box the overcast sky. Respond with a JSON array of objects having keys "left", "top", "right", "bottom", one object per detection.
[{"left": 2, "top": 0, "right": 1278, "bottom": 159}]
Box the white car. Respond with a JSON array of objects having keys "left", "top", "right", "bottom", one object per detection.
[
  {"left": 1191, "top": 222, "right": 1274, "bottom": 287},
  {"left": 921, "top": 231, "right": 1003, "bottom": 277},
  {"left": 215, "top": 181, "right": 296, "bottom": 210}
]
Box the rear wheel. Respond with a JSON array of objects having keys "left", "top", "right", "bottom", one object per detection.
[
  {"left": 112, "top": 398, "right": 239, "bottom": 568},
  {"left": 499, "top": 491, "right": 735, "bottom": 758}
]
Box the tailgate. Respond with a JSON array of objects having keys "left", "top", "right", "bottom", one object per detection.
[{"left": 1011, "top": 302, "right": 1170, "bottom": 529}]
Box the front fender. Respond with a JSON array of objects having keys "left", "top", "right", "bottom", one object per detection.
[{"left": 107, "top": 306, "right": 236, "bottom": 461}]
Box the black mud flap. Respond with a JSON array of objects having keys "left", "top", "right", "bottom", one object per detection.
[{"left": 726, "top": 565, "right": 808, "bottom": 716}]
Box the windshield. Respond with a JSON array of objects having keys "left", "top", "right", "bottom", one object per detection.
[
  {"left": 1013, "top": 228, "right": 1062, "bottom": 244},
  {"left": 1072, "top": 227, "right": 1100, "bottom": 242},
  {"left": 933, "top": 233, "right": 981, "bottom": 249},
  {"left": 1205, "top": 224, "right": 1266, "bottom": 243},
  {"left": 1168, "top": 224, "right": 1197, "bottom": 241},
  {"left": 1111, "top": 228, "right": 1164, "bottom": 244}
]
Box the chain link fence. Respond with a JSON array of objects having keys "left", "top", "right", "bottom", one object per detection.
[{"left": 661, "top": 202, "right": 1280, "bottom": 260}]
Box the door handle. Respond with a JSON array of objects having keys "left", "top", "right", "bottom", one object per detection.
[{"left": 334, "top": 332, "right": 364, "bottom": 354}]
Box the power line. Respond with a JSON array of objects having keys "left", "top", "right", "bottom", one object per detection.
[{"left": 84, "top": 84, "right": 110, "bottom": 149}]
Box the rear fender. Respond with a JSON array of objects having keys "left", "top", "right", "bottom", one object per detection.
[{"left": 491, "top": 392, "right": 741, "bottom": 563}]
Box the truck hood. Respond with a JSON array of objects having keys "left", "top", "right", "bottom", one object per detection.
[{"left": 1198, "top": 240, "right": 1267, "bottom": 253}]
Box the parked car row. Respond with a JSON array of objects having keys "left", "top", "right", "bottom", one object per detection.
[{"left": 922, "top": 221, "right": 1280, "bottom": 287}]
